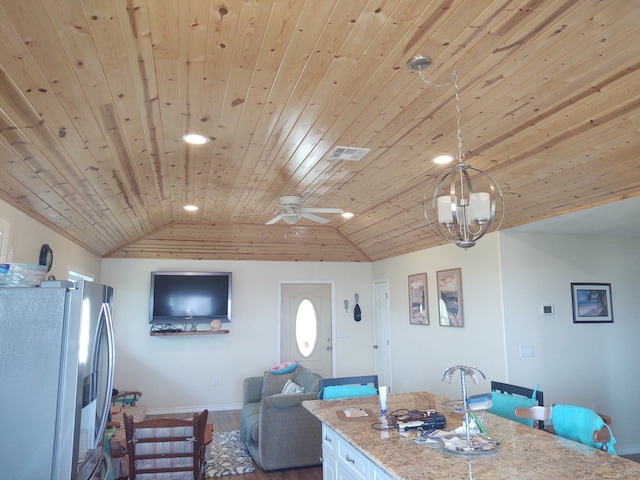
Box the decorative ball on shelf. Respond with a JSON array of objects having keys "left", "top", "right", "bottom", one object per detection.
[{"left": 210, "top": 319, "right": 222, "bottom": 331}]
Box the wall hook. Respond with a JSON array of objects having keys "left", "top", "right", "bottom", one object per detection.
[
  {"left": 344, "top": 299, "right": 349, "bottom": 312},
  {"left": 354, "top": 293, "right": 361, "bottom": 322}
]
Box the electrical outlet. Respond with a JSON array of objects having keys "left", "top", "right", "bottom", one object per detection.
[{"left": 213, "top": 378, "right": 219, "bottom": 387}]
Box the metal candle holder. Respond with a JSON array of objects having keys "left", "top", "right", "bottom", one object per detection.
[{"left": 442, "top": 365, "right": 486, "bottom": 448}]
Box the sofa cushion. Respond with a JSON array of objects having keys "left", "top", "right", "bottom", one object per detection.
[
  {"left": 261, "top": 371, "right": 295, "bottom": 400},
  {"left": 240, "top": 401, "right": 260, "bottom": 444},
  {"left": 251, "top": 419, "right": 260, "bottom": 443},
  {"left": 293, "top": 366, "right": 321, "bottom": 393}
]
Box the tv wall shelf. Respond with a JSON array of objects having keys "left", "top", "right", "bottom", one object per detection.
[{"left": 150, "top": 330, "right": 229, "bottom": 337}]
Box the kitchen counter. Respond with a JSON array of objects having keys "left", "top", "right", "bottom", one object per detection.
[{"left": 303, "top": 391, "right": 640, "bottom": 480}]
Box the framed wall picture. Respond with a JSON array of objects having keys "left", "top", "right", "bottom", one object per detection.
[
  {"left": 437, "top": 268, "right": 464, "bottom": 327},
  {"left": 571, "top": 283, "right": 613, "bottom": 323},
  {"left": 408, "top": 273, "right": 428, "bottom": 325}
]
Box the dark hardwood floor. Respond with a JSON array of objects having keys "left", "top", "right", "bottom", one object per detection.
[{"left": 146, "top": 409, "right": 323, "bottom": 480}]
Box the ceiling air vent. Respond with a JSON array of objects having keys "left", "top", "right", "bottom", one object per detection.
[{"left": 328, "top": 146, "right": 371, "bottom": 161}]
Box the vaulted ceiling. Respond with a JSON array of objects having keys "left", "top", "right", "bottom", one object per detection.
[{"left": 1, "top": 0, "right": 638, "bottom": 262}]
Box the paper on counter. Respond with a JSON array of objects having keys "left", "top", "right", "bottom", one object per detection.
[{"left": 343, "top": 407, "right": 368, "bottom": 418}]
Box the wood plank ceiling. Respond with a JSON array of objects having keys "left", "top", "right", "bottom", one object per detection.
[{"left": 0, "top": 0, "right": 638, "bottom": 262}]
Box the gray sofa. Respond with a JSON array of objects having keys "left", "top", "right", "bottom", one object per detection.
[{"left": 240, "top": 365, "right": 322, "bottom": 471}]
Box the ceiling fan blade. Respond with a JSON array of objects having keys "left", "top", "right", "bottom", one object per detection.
[
  {"left": 301, "top": 207, "right": 344, "bottom": 214},
  {"left": 265, "top": 215, "right": 282, "bottom": 225},
  {"left": 300, "top": 212, "right": 330, "bottom": 224}
]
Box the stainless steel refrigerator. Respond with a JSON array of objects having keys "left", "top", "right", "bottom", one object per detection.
[{"left": 0, "top": 280, "right": 115, "bottom": 479}]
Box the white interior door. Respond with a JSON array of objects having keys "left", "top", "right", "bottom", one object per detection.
[
  {"left": 281, "top": 283, "right": 333, "bottom": 378},
  {"left": 373, "top": 280, "right": 392, "bottom": 389}
]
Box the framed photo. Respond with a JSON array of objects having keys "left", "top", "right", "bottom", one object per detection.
[
  {"left": 408, "top": 273, "right": 428, "bottom": 325},
  {"left": 437, "top": 268, "right": 464, "bottom": 327},
  {"left": 571, "top": 283, "right": 613, "bottom": 323}
]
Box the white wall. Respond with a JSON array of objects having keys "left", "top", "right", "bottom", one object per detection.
[
  {"left": 0, "top": 198, "right": 102, "bottom": 281},
  {"left": 100, "top": 258, "right": 374, "bottom": 414},
  {"left": 4, "top": 196, "right": 638, "bottom": 452},
  {"left": 499, "top": 231, "right": 640, "bottom": 454},
  {"left": 373, "top": 234, "right": 507, "bottom": 400}
]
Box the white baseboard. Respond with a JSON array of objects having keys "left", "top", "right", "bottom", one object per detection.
[
  {"left": 616, "top": 444, "right": 640, "bottom": 456},
  {"left": 146, "top": 403, "right": 242, "bottom": 416}
]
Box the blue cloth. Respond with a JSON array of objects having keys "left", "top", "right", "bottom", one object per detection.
[
  {"left": 551, "top": 404, "right": 616, "bottom": 455},
  {"left": 320, "top": 384, "right": 378, "bottom": 399},
  {"left": 487, "top": 391, "right": 537, "bottom": 427}
]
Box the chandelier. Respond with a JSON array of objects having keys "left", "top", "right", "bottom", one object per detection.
[{"left": 408, "top": 56, "right": 505, "bottom": 249}]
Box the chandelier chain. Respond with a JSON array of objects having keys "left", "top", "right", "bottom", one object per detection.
[
  {"left": 416, "top": 68, "right": 464, "bottom": 163},
  {"left": 452, "top": 69, "right": 464, "bottom": 163}
]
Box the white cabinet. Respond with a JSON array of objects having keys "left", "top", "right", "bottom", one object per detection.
[
  {"left": 322, "top": 424, "right": 337, "bottom": 480},
  {"left": 321, "top": 424, "right": 394, "bottom": 480}
]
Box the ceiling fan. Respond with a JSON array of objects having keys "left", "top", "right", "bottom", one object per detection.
[{"left": 266, "top": 196, "right": 344, "bottom": 225}]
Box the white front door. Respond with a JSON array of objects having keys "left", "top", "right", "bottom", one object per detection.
[
  {"left": 373, "top": 280, "right": 392, "bottom": 388},
  {"left": 280, "top": 283, "right": 333, "bottom": 378}
]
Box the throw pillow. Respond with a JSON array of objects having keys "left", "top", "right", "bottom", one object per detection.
[
  {"left": 281, "top": 379, "right": 304, "bottom": 394},
  {"left": 321, "top": 384, "right": 378, "bottom": 399},
  {"left": 487, "top": 391, "right": 537, "bottom": 427},
  {"left": 261, "top": 371, "right": 295, "bottom": 400},
  {"left": 270, "top": 360, "right": 299, "bottom": 374}
]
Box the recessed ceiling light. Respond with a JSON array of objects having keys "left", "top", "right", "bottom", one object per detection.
[
  {"left": 342, "top": 212, "right": 354, "bottom": 219},
  {"left": 182, "top": 134, "right": 208, "bottom": 145},
  {"left": 183, "top": 205, "right": 199, "bottom": 212},
  {"left": 432, "top": 155, "right": 454, "bottom": 165}
]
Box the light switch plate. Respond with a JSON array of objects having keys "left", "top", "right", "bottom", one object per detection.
[{"left": 519, "top": 344, "right": 535, "bottom": 357}]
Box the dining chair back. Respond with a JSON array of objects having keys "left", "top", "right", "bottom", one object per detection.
[
  {"left": 124, "top": 409, "right": 209, "bottom": 479},
  {"left": 514, "top": 405, "right": 552, "bottom": 425},
  {"left": 490, "top": 381, "right": 545, "bottom": 429},
  {"left": 318, "top": 375, "right": 379, "bottom": 399}
]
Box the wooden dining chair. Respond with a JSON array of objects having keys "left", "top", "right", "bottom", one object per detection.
[
  {"left": 489, "top": 381, "right": 545, "bottom": 429},
  {"left": 515, "top": 405, "right": 615, "bottom": 453},
  {"left": 124, "top": 409, "right": 209, "bottom": 479},
  {"left": 514, "top": 405, "right": 552, "bottom": 427}
]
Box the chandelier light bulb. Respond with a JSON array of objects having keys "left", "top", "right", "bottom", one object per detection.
[
  {"left": 437, "top": 196, "right": 454, "bottom": 225},
  {"left": 469, "top": 192, "right": 490, "bottom": 223}
]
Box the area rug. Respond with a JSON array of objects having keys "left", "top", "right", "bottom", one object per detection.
[{"left": 205, "top": 430, "right": 255, "bottom": 477}]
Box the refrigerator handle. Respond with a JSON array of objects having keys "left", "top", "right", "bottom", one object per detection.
[
  {"left": 100, "top": 451, "right": 112, "bottom": 480},
  {"left": 97, "top": 302, "right": 116, "bottom": 446}
]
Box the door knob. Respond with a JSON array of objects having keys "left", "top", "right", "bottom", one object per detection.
[{"left": 326, "top": 346, "right": 332, "bottom": 351}]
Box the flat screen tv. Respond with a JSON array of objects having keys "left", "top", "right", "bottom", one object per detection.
[{"left": 149, "top": 271, "right": 232, "bottom": 324}]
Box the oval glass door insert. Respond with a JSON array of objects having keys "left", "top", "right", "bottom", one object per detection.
[{"left": 295, "top": 298, "right": 318, "bottom": 357}]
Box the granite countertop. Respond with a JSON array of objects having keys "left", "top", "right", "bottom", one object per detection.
[{"left": 303, "top": 391, "right": 640, "bottom": 480}]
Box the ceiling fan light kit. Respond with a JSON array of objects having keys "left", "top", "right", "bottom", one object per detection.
[{"left": 409, "top": 56, "right": 505, "bottom": 249}]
